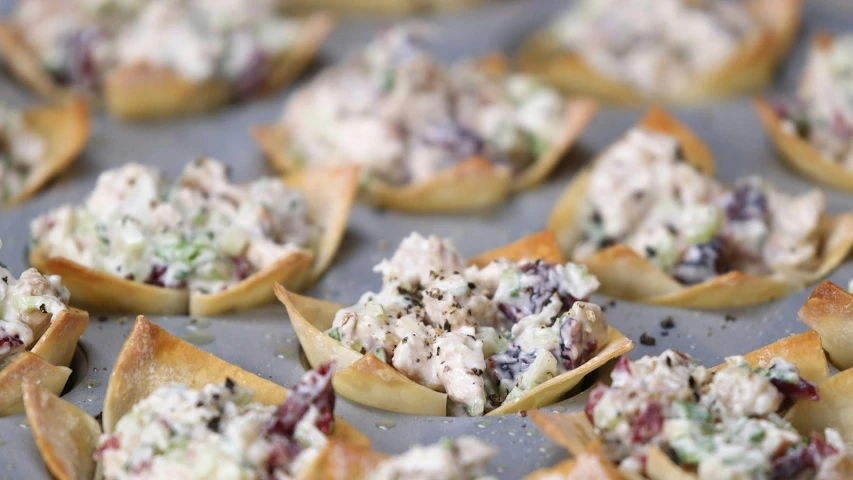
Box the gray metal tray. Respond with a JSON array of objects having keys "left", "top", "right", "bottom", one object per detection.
[{"left": 2, "top": 1, "right": 853, "bottom": 478}]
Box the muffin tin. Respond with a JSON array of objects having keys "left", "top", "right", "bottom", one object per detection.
[{"left": 1, "top": 0, "right": 853, "bottom": 478}]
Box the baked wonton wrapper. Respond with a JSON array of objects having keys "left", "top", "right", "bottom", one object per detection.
[
  {"left": 251, "top": 57, "right": 597, "bottom": 213},
  {"left": 23, "top": 316, "right": 369, "bottom": 480},
  {"left": 3, "top": 97, "right": 90, "bottom": 206},
  {"left": 517, "top": 0, "right": 801, "bottom": 104},
  {"left": 29, "top": 165, "right": 358, "bottom": 316},
  {"left": 754, "top": 35, "right": 853, "bottom": 192},
  {"left": 0, "top": 15, "right": 333, "bottom": 121},
  {"left": 798, "top": 280, "right": 853, "bottom": 371},
  {"left": 530, "top": 330, "right": 838, "bottom": 480},
  {"left": 0, "top": 307, "right": 88, "bottom": 416},
  {"left": 547, "top": 108, "right": 853, "bottom": 309},
  {"left": 276, "top": 231, "right": 634, "bottom": 416}
]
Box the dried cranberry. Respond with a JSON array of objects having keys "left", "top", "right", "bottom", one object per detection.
[
  {"left": 147, "top": 265, "right": 169, "bottom": 287},
  {"left": 0, "top": 333, "right": 24, "bottom": 354},
  {"left": 487, "top": 345, "right": 538, "bottom": 386},
  {"left": 770, "top": 446, "right": 814, "bottom": 480},
  {"left": 94, "top": 435, "right": 120, "bottom": 461},
  {"left": 232, "top": 256, "right": 252, "bottom": 280},
  {"left": 807, "top": 432, "right": 840, "bottom": 462},
  {"left": 585, "top": 383, "right": 608, "bottom": 423},
  {"left": 265, "top": 362, "right": 336, "bottom": 439},
  {"left": 612, "top": 355, "right": 633, "bottom": 375},
  {"left": 770, "top": 376, "right": 820, "bottom": 402},
  {"left": 724, "top": 184, "right": 768, "bottom": 222},
  {"left": 559, "top": 315, "right": 598, "bottom": 370},
  {"left": 234, "top": 48, "right": 269, "bottom": 99},
  {"left": 61, "top": 28, "right": 102, "bottom": 91},
  {"left": 417, "top": 122, "right": 485, "bottom": 162},
  {"left": 497, "top": 261, "right": 578, "bottom": 323},
  {"left": 631, "top": 402, "right": 664, "bottom": 444}
]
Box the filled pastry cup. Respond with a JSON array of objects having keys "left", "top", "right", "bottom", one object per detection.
[
  {"left": 276, "top": 231, "right": 634, "bottom": 416},
  {"left": 548, "top": 108, "right": 853, "bottom": 308},
  {"left": 30, "top": 165, "right": 358, "bottom": 316},
  {"left": 22, "top": 315, "right": 369, "bottom": 480},
  {"left": 0, "top": 307, "right": 89, "bottom": 416},
  {"left": 103, "top": 13, "right": 335, "bottom": 121},
  {"left": 798, "top": 280, "right": 853, "bottom": 371},
  {"left": 517, "top": 0, "right": 801, "bottom": 105},
  {"left": 252, "top": 54, "right": 598, "bottom": 214},
  {"left": 530, "top": 329, "right": 839, "bottom": 480},
  {"left": 3, "top": 97, "right": 90, "bottom": 206},
  {"left": 0, "top": 14, "right": 333, "bottom": 121},
  {"left": 754, "top": 34, "right": 853, "bottom": 192}
]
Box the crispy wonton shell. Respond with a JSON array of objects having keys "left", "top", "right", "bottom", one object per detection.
[
  {"left": 754, "top": 35, "right": 853, "bottom": 192},
  {"left": 547, "top": 108, "right": 853, "bottom": 308},
  {"left": 23, "top": 316, "right": 368, "bottom": 480},
  {"left": 276, "top": 231, "right": 634, "bottom": 416},
  {"left": 30, "top": 166, "right": 357, "bottom": 316},
  {"left": 798, "top": 280, "right": 853, "bottom": 370},
  {"left": 0, "top": 15, "right": 333, "bottom": 121},
  {"left": 531, "top": 330, "right": 832, "bottom": 479},
  {"left": 251, "top": 77, "right": 597, "bottom": 213},
  {"left": 4, "top": 97, "right": 90, "bottom": 206},
  {"left": 0, "top": 308, "right": 88, "bottom": 416},
  {"left": 517, "top": 0, "right": 801, "bottom": 104}
]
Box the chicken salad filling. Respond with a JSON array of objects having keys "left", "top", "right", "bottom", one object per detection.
[
  {"left": 96, "top": 363, "right": 337, "bottom": 480},
  {"left": 371, "top": 436, "right": 496, "bottom": 480},
  {"left": 282, "top": 25, "right": 567, "bottom": 185},
  {"left": 551, "top": 0, "right": 758, "bottom": 96},
  {"left": 774, "top": 35, "right": 853, "bottom": 170},
  {"left": 0, "top": 104, "right": 47, "bottom": 202},
  {"left": 30, "top": 158, "right": 313, "bottom": 294},
  {"left": 586, "top": 350, "right": 850, "bottom": 479},
  {"left": 15, "top": 0, "right": 304, "bottom": 93},
  {"left": 573, "top": 127, "right": 826, "bottom": 284},
  {"left": 328, "top": 232, "right": 608, "bottom": 416},
  {"left": 0, "top": 240, "right": 70, "bottom": 366}
]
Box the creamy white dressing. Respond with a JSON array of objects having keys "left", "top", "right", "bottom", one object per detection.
[
  {"left": 15, "top": 0, "right": 303, "bottom": 89},
  {"left": 778, "top": 35, "right": 853, "bottom": 169},
  {"left": 30, "top": 159, "right": 313, "bottom": 294},
  {"left": 590, "top": 350, "right": 852, "bottom": 479},
  {"left": 281, "top": 24, "right": 565, "bottom": 185},
  {"left": 328, "top": 232, "right": 607, "bottom": 416},
  {"left": 574, "top": 127, "right": 825, "bottom": 283},
  {"left": 0, "top": 240, "right": 70, "bottom": 365},
  {"left": 371, "top": 436, "right": 496, "bottom": 480},
  {"left": 551, "top": 0, "right": 757, "bottom": 96},
  {"left": 97, "top": 380, "right": 327, "bottom": 480},
  {"left": 0, "top": 104, "right": 47, "bottom": 202}
]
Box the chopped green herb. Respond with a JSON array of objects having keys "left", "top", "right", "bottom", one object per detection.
[
  {"left": 373, "top": 347, "right": 387, "bottom": 363},
  {"left": 327, "top": 327, "right": 341, "bottom": 341}
]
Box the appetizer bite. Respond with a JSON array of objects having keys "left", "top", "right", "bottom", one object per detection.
[
  {"left": 23, "top": 316, "right": 367, "bottom": 480},
  {"left": 0, "top": 239, "right": 88, "bottom": 415},
  {"left": 277, "top": 231, "right": 633, "bottom": 416},
  {"left": 756, "top": 33, "right": 853, "bottom": 191},
  {"left": 0, "top": 97, "right": 88, "bottom": 205},
  {"left": 531, "top": 330, "right": 853, "bottom": 480},
  {"left": 518, "top": 0, "right": 801, "bottom": 104},
  {"left": 548, "top": 108, "right": 853, "bottom": 308},
  {"left": 253, "top": 25, "right": 597, "bottom": 213},
  {"left": 29, "top": 159, "right": 358, "bottom": 315},
  {"left": 0, "top": 0, "right": 333, "bottom": 120}
]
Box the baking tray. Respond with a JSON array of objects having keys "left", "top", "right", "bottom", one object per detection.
[{"left": 1, "top": 0, "right": 853, "bottom": 478}]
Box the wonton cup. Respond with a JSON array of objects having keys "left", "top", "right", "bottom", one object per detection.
[
  {"left": 754, "top": 35, "right": 853, "bottom": 192},
  {"left": 517, "top": 0, "right": 801, "bottom": 105},
  {"left": 276, "top": 231, "right": 634, "bottom": 416},
  {"left": 530, "top": 330, "right": 839, "bottom": 480},
  {"left": 547, "top": 108, "right": 853, "bottom": 309},
  {"left": 29, "top": 165, "right": 358, "bottom": 316},
  {"left": 0, "top": 15, "right": 333, "bottom": 121},
  {"left": 23, "top": 316, "right": 369, "bottom": 480},
  {"left": 3, "top": 97, "right": 90, "bottom": 206},
  {"left": 0, "top": 307, "right": 88, "bottom": 416},
  {"left": 798, "top": 280, "right": 853, "bottom": 371},
  {"left": 251, "top": 54, "right": 597, "bottom": 213}
]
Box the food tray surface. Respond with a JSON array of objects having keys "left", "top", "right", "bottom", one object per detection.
[{"left": 1, "top": 0, "right": 853, "bottom": 478}]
